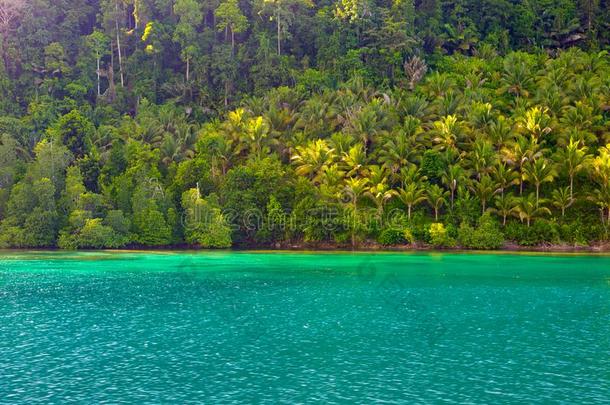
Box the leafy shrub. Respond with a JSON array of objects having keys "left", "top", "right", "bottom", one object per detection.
[
  {"left": 378, "top": 228, "right": 407, "bottom": 245},
  {"left": 458, "top": 214, "right": 504, "bottom": 249},
  {"left": 406, "top": 211, "right": 432, "bottom": 243},
  {"left": 58, "top": 218, "right": 129, "bottom": 249},
  {"left": 182, "top": 189, "right": 232, "bottom": 248},
  {"left": 403, "top": 228, "right": 415, "bottom": 244},
  {"left": 429, "top": 223, "right": 456, "bottom": 248},
  {"left": 504, "top": 220, "right": 560, "bottom": 246},
  {"left": 558, "top": 222, "right": 588, "bottom": 245}
]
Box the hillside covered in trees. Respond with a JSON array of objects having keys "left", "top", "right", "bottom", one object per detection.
[{"left": 0, "top": 0, "right": 609, "bottom": 249}]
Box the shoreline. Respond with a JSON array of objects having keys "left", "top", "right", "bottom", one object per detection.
[{"left": 2, "top": 241, "right": 610, "bottom": 255}]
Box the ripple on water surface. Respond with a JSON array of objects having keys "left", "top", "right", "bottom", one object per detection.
[{"left": 1, "top": 251, "right": 610, "bottom": 403}]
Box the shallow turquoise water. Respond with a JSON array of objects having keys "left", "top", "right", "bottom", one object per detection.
[{"left": 1, "top": 251, "right": 609, "bottom": 403}]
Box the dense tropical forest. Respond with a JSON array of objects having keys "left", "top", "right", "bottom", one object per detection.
[{"left": 0, "top": 0, "right": 608, "bottom": 249}]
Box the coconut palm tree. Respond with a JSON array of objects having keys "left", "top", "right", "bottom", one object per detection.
[
  {"left": 342, "top": 144, "right": 368, "bottom": 178},
  {"left": 501, "top": 53, "right": 534, "bottom": 97},
  {"left": 469, "top": 174, "right": 499, "bottom": 214},
  {"left": 522, "top": 158, "right": 556, "bottom": 207},
  {"left": 343, "top": 177, "right": 370, "bottom": 246},
  {"left": 491, "top": 162, "right": 519, "bottom": 197},
  {"left": 514, "top": 193, "right": 551, "bottom": 227},
  {"left": 441, "top": 164, "right": 466, "bottom": 209},
  {"left": 590, "top": 145, "right": 610, "bottom": 189},
  {"left": 554, "top": 137, "right": 591, "bottom": 200},
  {"left": 291, "top": 139, "right": 336, "bottom": 184},
  {"left": 588, "top": 187, "right": 610, "bottom": 227},
  {"left": 318, "top": 164, "right": 345, "bottom": 200},
  {"left": 399, "top": 164, "right": 427, "bottom": 189},
  {"left": 427, "top": 184, "right": 449, "bottom": 221},
  {"left": 487, "top": 115, "right": 515, "bottom": 149},
  {"left": 551, "top": 187, "right": 574, "bottom": 218},
  {"left": 467, "top": 138, "right": 496, "bottom": 179},
  {"left": 502, "top": 134, "right": 544, "bottom": 195},
  {"left": 491, "top": 193, "right": 517, "bottom": 226},
  {"left": 397, "top": 182, "right": 428, "bottom": 220},
  {"left": 377, "top": 132, "right": 418, "bottom": 176},
  {"left": 365, "top": 182, "right": 396, "bottom": 219},
  {"left": 432, "top": 115, "right": 462, "bottom": 153},
  {"left": 517, "top": 106, "right": 552, "bottom": 140},
  {"left": 425, "top": 72, "right": 455, "bottom": 98},
  {"left": 294, "top": 94, "right": 337, "bottom": 137}
]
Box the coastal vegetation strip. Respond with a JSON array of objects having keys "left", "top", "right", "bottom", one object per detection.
[{"left": 0, "top": 1, "right": 608, "bottom": 249}]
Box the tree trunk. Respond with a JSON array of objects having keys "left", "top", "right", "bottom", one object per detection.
[
  {"left": 503, "top": 214, "right": 506, "bottom": 226},
  {"left": 115, "top": 2, "right": 124, "bottom": 88},
  {"left": 186, "top": 56, "right": 190, "bottom": 82},
  {"left": 96, "top": 56, "right": 101, "bottom": 96},
  {"left": 570, "top": 175, "right": 574, "bottom": 201},
  {"left": 519, "top": 173, "right": 523, "bottom": 195},
  {"left": 224, "top": 80, "right": 228, "bottom": 107},
  {"left": 276, "top": 11, "right": 281, "bottom": 56},
  {"left": 408, "top": 205, "right": 412, "bottom": 220},
  {"left": 231, "top": 28, "right": 235, "bottom": 55},
  {"left": 535, "top": 184, "right": 540, "bottom": 207}
]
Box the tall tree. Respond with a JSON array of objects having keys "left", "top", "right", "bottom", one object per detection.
[
  {"left": 215, "top": 0, "right": 248, "bottom": 54},
  {"left": 258, "top": 0, "right": 313, "bottom": 56},
  {"left": 173, "top": 0, "right": 203, "bottom": 82},
  {"left": 86, "top": 30, "right": 110, "bottom": 97}
]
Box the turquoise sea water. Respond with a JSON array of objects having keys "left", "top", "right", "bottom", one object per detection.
[{"left": 1, "top": 251, "right": 609, "bottom": 403}]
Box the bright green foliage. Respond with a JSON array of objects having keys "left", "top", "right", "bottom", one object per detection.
[
  {"left": 377, "top": 228, "right": 409, "bottom": 246},
  {"left": 133, "top": 204, "right": 173, "bottom": 246},
  {"left": 429, "top": 223, "right": 456, "bottom": 248},
  {"left": 457, "top": 213, "right": 504, "bottom": 250},
  {"left": 0, "top": 1, "right": 608, "bottom": 250},
  {"left": 181, "top": 188, "right": 232, "bottom": 248}
]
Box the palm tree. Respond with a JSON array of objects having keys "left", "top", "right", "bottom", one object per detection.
[
  {"left": 491, "top": 193, "right": 517, "bottom": 226},
  {"left": 397, "top": 182, "right": 428, "bottom": 220},
  {"left": 551, "top": 187, "right": 574, "bottom": 218},
  {"left": 244, "top": 116, "right": 274, "bottom": 159},
  {"left": 518, "top": 106, "right": 552, "bottom": 140},
  {"left": 432, "top": 115, "right": 462, "bottom": 153},
  {"left": 522, "top": 158, "right": 556, "bottom": 207},
  {"left": 342, "top": 144, "right": 368, "bottom": 178},
  {"left": 492, "top": 162, "right": 519, "bottom": 197},
  {"left": 487, "top": 115, "right": 515, "bottom": 149},
  {"left": 398, "top": 164, "right": 427, "bottom": 189},
  {"left": 377, "top": 118, "right": 424, "bottom": 175},
  {"left": 343, "top": 177, "right": 370, "bottom": 246},
  {"left": 501, "top": 53, "right": 534, "bottom": 97},
  {"left": 514, "top": 193, "right": 551, "bottom": 227},
  {"left": 441, "top": 164, "right": 466, "bottom": 209},
  {"left": 294, "top": 94, "right": 337, "bottom": 137},
  {"left": 591, "top": 145, "right": 610, "bottom": 190},
  {"left": 427, "top": 184, "right": 449, "bottom": 221},
  {"left": 291, "top": 139, "right": 336, "bottom": 184},
  {"left": 502, "top": 135, "right": 544, "bottom": 195},
  {"left": 588, "top": 187, "right": 610, "bottom": 227},
  {"left": 319, "top": 164, "right": 345, "bottom": 200},
  {"left": 339, "top": 99, "right": 388, "bottom": 153},
  {"left": 467, "top": 138, "right": 496, "bottom": 179},
  {"left": 469, "top": 174, "right": 499, "bottom": 214},
  {"left": 554, "top": 137, "right": 591, "bottom": 200},
  {"left": 425, "top": 72, "right": 455, "bottom": 98},
  {"left": 365, "top": 182, "right": 396, "bottom": 219}
]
